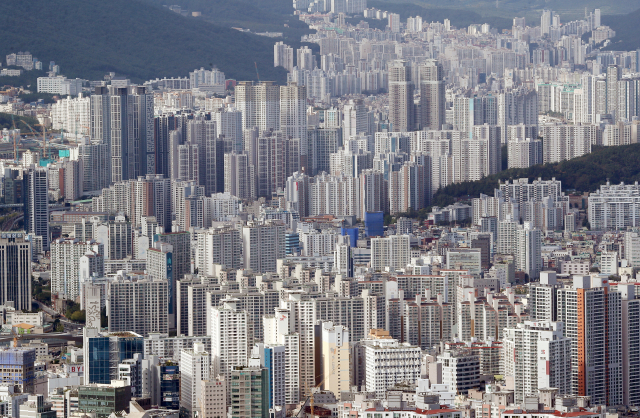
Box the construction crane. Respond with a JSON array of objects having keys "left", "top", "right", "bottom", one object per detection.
[
  {"left": 20, "top": 120, "right": 48, "bottom": 161},
  {"left": 11, "top": 328, "right": 22, "bottom": 348},
  {"left": 296, "top": 357, "right": 337, "bottom": 417},
  {"left": 254, "top": 62, "right": 260, "bottom": 83}
]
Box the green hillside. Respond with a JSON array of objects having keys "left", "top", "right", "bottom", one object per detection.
[
  {"left": 602, "top": 8, "right": 640, "bottom": 51},
  {"left": 0, "top": 113, "right": 40, "bottom": 131},
  {"left": 0, "top": 0, "right": 289, "bottom": 84},
  {"left": 141, "top": 0, "right": 313, "bottom": 44},
  {"left": 432, "top": 144, "right": 640, "bottom": 207}
]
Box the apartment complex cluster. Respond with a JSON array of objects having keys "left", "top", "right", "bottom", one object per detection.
[{"left": 2, "top": 3, "right": 640, "bottom": 418}]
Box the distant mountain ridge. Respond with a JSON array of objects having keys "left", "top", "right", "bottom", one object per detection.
[{"left": 0, "top": 0, "right": 289, "bottom": 84}]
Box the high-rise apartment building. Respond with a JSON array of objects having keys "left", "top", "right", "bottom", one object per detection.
[
  {"left": 274, "top": 42, "right": 294, "bottom": 72},
  {"left": 235, "top": 81, "right": 280, "bottom": 133},
  {"left": 296, "top": 46, "right": 316, "bottom": 71},
  {"left": 180, "top": 342, "right": 210, "bottom": 418},
  {"left": 343, "top": 99, "right": 369, "bottom": 139},
  {"left": 78, "top": 139, "right": 110, "bottom": 192},
  {"left": 556, "top": 276, "right": 622, "bottom": 405},
  {"left": 154, "top": 231, "right": 190, "bottom": 330},
  {"left": 502, "top": 321, "right": 571, "bottom": 404},
  {"left": 419, "top": 60, "right": 445, "bottom": 130},
  {"left": 515, "top": 222, "right": 542, "bottom": 280},
  {"left": 108, "top": 272, "right": 168, "bottom": 337},
  {"left": 229, "top": 367, "right": 269, "bottom": 418},
  {"left": 224, "top": 152, "right": 255, "bottom": 200},
  {"left": 214, "top": 107, "right": 244, "bottom": 153},
  {"left": 242, "top": 220, "right": 285, "bottom": 273},
  {"left": 388, "top": 161, "right": 430, "bottom": 215},
  {"left": 284, "top": 172, "right": 310, "bottom": 218},
  {"left": 358, "top": 169, "right": 387, "bottom": 220},
  {"left": 23, "top": 167, "right": 49, "bottom": 251},
  {"left": 250, "top": 343, "right": 285, "bottom": 413},
  {"left": 370, "top": 235, "right": 410, "bottom": 272},
  {"left": 195, "top": 226, "right": 243, "bottom": 274},
  {"left": 51, "top": 239, "right": 104, "bottom": 301},
  {"left": 388, "top": 60, "right": 414, "bottom": 132},
  {"left": 0, "top": 233, "right": 31, "bottom": 311},
  {"left": 588, "top": 181, "right": 640, "bottom": 230},
  {"left": 278, "top": 291, "right": 316, "bottom": 401},
  {"left": 187, "top": 119, "right": 222, "bottom": 195},
  {"left": 507, "top": 138, "right": 543, "bottom": 169},
  {"left": 210, "top": 298, "right": 249, "bottom": 396},
  {"left": 315, "top": 322, "right": 351, "bottom": 395},
  {"left": 200, "top": 377, "right": 227, "bottom": 418},
  {"left": 107, "top": 86, "right": 154, "bottom": 183},
  {"left": 361, "top": 330, "right": 421, "bottom": 397},
  {"left": 280, "top": 82, "right": 308, "bottom": 170},
  {"left": 257, "top": 129, "right": 300, "bottom": 197}
]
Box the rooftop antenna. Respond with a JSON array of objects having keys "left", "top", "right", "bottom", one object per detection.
[{"left": 254, "top": 62, "right": 260, "bottom": 83}]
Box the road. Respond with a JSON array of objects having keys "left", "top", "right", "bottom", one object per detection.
[
  {"left": 0, "top": 333, "right": 83, "bottom": 348},
  {"left": 32, "top": 300, "right": 84, "bottom": 335},
  {"left": 0, "top": 214, "right": 22, "bottom": 231}
]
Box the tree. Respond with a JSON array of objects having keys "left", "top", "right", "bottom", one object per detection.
[
  {"left": 101, "top": 307, "right": 108, "bottom": 328},
  {"left": 70, "top": 310, "right": 85, "bottom": 323}
]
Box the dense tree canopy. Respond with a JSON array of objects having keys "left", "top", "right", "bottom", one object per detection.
[{"left": 432, "top": 144, "right": 640, "bottom": 206}]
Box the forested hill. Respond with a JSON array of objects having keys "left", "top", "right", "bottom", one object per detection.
[
  {"left": 432, "top": 144, "right": 640, "bottom": 207},
  {"left": 603, "top": 7, "right": 640, "bottom": 51},
  {"left": 0, "top": 0, "right": 289, "bottom": 84}
]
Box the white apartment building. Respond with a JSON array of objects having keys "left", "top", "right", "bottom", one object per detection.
[
  {"left": 497, "top": 218, "right": 517, "bottom": 255},
  {"left": 144, "top": 334, "right": 211, "bottom": 362},
  {"left": 437, "top": 349, "right": 480, "bottom": 395},
  {"left": 501, "top": 321, "right": 571, "bottom": 404},
  {"left": 539, "top": 123, "right": 596, "bottom": 163},
  {"left": 180, "top": 343, "right": 210, "bottom": 418},
  {"left": 600, "top": 251, "right": 618, "bottom": 275},
  {"left": 528, "top": 271, "right": 561, "bottom": 322},
  {"left": 624, "top": 231, "right": 640, "bottom": 267},
  {"left": 50, "top": 94, "right": 90, "bottom": 137},
  {"left": 309, "top": 173, "right": 359, "bottom": 217},
  {"left": 507, "top": 138, "right": 542, "bottom": 169},
  {"left": 589, "top": 182, "right": 640, "bottom": 230},
  {"left": 210, "top": 298, "right": 249, "bottom": 391},
  {"left": 107, "top": 272, "right": 169, "bottom": 337},
  {"left": 278, "top": 291, "right": 316, "bottom": 401},
  {"left": 37, "top": 76, "right": 83, "bottom": 95},
  {"left": 50, "top": 238, "right": 104, "bottom": 301},
  {"left": 300, "top": 231, "right": 336, "bottom": 257},
  {"left": 446, "top": 248, "right": 482, "bottom": 274},
  {"left": 274, "top": 42, "right": 294, "bottom": 72},
  {"left": 516, "top": 222, "right": 542, "bottom": 280},
  {"left": 195, "top": 226, "right": 243, "bottom": 274},
  {"left": 560, "top": 260, "right": 589, "bottom": 275},
  {"left": 362, "top": 333, "right": 421, "bottom": 397},
  {"left": 371, "top": 234, "right": 410, "bottom": 272},
  {"left": 242, "top": 220, "right": 286, "bottom": 273},
  {"left": 280, "top": 82, "right": 308, "bottom": 160},
  {"left": 263, "top": 308, "right": 301, "bottom": 405}
]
